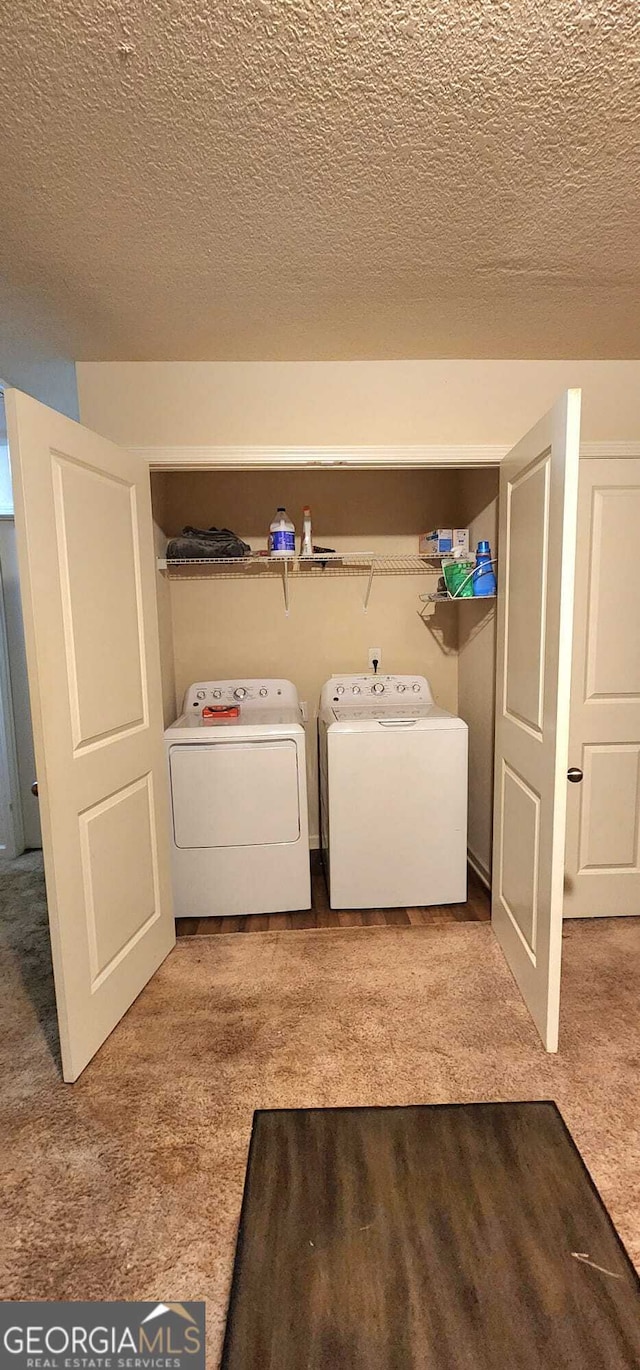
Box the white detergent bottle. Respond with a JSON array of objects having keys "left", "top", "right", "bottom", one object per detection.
[{"left": 270, "top": 506, "right": 295, "bottom": 557}]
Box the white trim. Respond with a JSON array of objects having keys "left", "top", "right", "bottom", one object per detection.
[
  {"left": 133, "top": 441, "right": 640, "bottom": 471},
  {"left": 578, "top": 441, "right": 640, "bottom": 458},
  {"left": 467, "top": 848, "right": 491, "bottom": 891},
  {"left": 139, "top": 443, "right": 507, "bottom": 469}
]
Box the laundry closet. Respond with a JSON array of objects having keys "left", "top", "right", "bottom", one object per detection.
[
  {"left": 6, "top": 378, "right": 639, "bottom": 1080},
  {"left": 150, "top": 464, "right": 499, "bottom": 885}
]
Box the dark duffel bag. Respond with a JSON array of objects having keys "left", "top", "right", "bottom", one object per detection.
[{"left": 166, "top": 526, "right": 252, "bottom": 560}]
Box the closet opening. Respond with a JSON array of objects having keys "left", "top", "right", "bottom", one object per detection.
[{"left": 150, "top": 464, "right": 499, "bottom": 933}]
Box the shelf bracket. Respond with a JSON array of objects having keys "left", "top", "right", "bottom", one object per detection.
[
  {"left": 282, "top": 558, "right": 290, "bottom": 615},
  {"left": 363, "top": 560, "right": 375, "bottom": 612}
]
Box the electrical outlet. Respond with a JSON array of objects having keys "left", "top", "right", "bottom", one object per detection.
[{"left": 368, "top": 646, "right": 382, "bottom": 672}]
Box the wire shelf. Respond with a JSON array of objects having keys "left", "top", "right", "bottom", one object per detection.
[
  {"left": 422, "top": 592, "right": 497, "bottom": 602},
  {"left": 157, "top": 552, "right": 442, "bottom": 578},
  {"left": 156, "top": 552, "right": 494, "bottom": 613}
]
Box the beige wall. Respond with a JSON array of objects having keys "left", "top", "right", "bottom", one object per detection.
[
  {"left": 77, "top": 360, "right": 640, "bottom": 447},
  {"left": 456, "top": 471, "right": 500, "bottom": 883},
  {"left": 153, "top": 469, "right": 462, "bottom": 842}
]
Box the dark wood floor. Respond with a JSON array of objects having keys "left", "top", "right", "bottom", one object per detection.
[{"left": 175, "top": 857, "right": 490, "bottom": 936}]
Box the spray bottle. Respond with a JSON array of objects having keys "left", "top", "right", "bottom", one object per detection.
[{"left": 301, "top": 506, "right": 313, "bottom": 557}]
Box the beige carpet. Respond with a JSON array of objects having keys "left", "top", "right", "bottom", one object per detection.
[{"left": 1, "top": 853, "right": 638, "bottom": 1362}]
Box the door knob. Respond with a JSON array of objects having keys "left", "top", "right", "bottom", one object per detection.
[
  {"left": 567, "top": 768, "right": 583, "bottom": 784},
  {"left": 31, "top": 781, "right": 38, "bottom": 797}
]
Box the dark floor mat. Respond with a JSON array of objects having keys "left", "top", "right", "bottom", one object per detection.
[{"left": 222, "top": 1101, "right": 640, "bottom": 1369}]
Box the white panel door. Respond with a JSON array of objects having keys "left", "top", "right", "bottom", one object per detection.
[
  {"left": 5, "top": 389, "right": 175, "bottom": 1082},
  {"left": 492, "top": 390, "right": 581, "bottom": 1052},
  {"left": 564, "top": 458, "right": 640, "bottom": 917}
]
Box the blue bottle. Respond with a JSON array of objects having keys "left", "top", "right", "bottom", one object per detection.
[{"left": 472, "top": 540, "right": 497, "bottom": 597}]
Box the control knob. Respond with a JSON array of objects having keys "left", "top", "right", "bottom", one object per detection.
[
  {"left": 196, "top": 690, "right": 206, "bottom": 701},
  {"left": 413, "top": 683, "right": 421, "bottom": 693},
  {"left": 259, "top": 688, "right": 268, "bottom": 697},
  {"left": 212, "top": 689, "right": 222, "bottom": 699},
  {"left": 352, "top": 685, "right": 361, "bottom": 694},
  {"left": 336, "top": 685, "right": 345, "bottom": 695},
  {"left": 396, "top": 683, "right": 406, "bottom": 693},
  {"left": 234, "top": 687, "right": 248, "bottom": 700},
  {"left": 372, "top": 681, "right": 385, "bottom": 694}
]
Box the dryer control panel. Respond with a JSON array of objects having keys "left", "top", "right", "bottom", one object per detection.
[
  {"left": 182, "top": 678, "right": 300, "bottom": 713},
  {"left": 324, "top": 674, "right": 434, "bottom": 705}
]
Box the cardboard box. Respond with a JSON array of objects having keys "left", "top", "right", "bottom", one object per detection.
[
  {"left": 419, "top": 528, "right": 453, "bottom": 556},
  {"left": 452, "top": 528, "right": 470, "bottom": 552}
]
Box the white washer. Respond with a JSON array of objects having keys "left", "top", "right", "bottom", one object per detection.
[
  {"left": 165, "top": 679, "right": 310, "bottom": 917},
  {"left": 319, "top": 674, "right": 468, "bottom": 909}
]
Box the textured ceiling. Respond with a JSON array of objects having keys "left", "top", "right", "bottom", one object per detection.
[{"left": 1, "top": 0, "right": 640, "bottom": 360}]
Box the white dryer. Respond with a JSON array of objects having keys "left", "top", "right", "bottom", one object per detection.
[
  {"left": 165, "top": 679, "right": 310, "bottom": 917},
  {"left": 319, "top": 674, "right": 468, "bottom": 909}
]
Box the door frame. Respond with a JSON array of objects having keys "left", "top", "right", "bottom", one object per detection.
[{"left": 137, "top": 440, "right": 640, "bottom": 470}]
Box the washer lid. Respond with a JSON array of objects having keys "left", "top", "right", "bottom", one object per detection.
[
  {"left": 332, "top": 703, "right": 439, "bottom": 721},
  {"left": 329, "top": 702, "right": 467, "bottom": 730}
]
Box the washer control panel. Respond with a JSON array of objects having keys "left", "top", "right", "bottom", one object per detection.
[
  {"left": 326, "top": 674, "right": 433, "bottom": 704},
  {"left": 182, "top": 679, "right": 299, "bottom": 713}
]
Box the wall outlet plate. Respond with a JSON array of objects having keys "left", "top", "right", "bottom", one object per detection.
[{"left": 368, "top": 646, "right": 382, "bottom": 671}]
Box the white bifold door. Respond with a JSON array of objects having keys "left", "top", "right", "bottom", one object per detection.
[
  {"left": 5, "top": 389, "right": 175, "bottom": 1082},
  {"left": 492, "top": 390, "right": 582, "bottom": 1052}
]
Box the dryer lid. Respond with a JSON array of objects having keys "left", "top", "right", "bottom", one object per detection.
[{"left": 166, "top": 706, "right": 302, "bottom": 734}]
